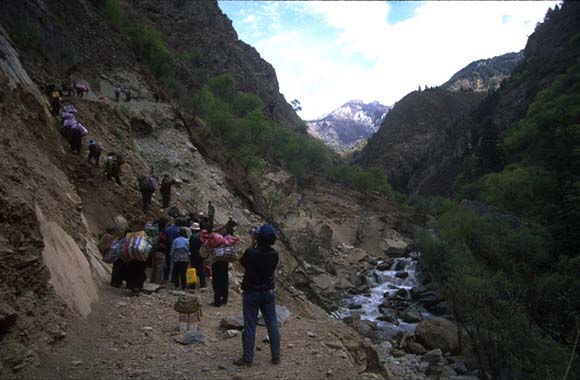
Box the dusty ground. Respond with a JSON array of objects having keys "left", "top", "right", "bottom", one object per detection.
[{"left": 18, "top": 279, "right": 386, "bottom": 380}]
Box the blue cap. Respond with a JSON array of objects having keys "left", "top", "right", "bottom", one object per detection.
[
  {"left": 257, "top": 224, "right": 276, "bottom": 240},
  {"left": 89, "top": 139, "right": 96, "bottom": 145}
]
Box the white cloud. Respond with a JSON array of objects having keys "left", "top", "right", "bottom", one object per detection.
[{"left": 247, "top": 1, "right": 559, "bottom": 119}]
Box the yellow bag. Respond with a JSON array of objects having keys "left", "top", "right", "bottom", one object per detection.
[{"left": 186, "top": 268, "right": 197, "bottom": 285}]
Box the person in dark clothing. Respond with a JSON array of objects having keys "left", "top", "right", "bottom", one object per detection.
[
  {"left": 50, "top": 94, "right": 61, "bottom": 116},
  {"left": 160, "top": 174, "right": 177, "bottom": 209},
  {"left": 139, "top": 175, "right": 157, "bottom": 212},
  {"left": 125, "top": 260, "right": 147, "bottom": 295},
  {"left": 125, "top": 90, "right": 132, "bottom": 102},
  {"left": 208, "top": 201, "right": 215, "bottom": 224},
  {"left": 104, "top": 153, "right": 124, "bottom": 186},
  {"left": 69, "top": 126, "right": 83, "bottom": 154},
  {"left": 163, "top": 222, "right": 181, "bottom": 281},
  {"left": 211, "top": 261, "right": 229, "bottom": 306},
  {"left": 88, "top": 140, "right": 103, "bottom": 167},
  {"left": 111, "top": 259, "right": 128, "bottom": 288},
  {"left": 189, "top": 223, "right": 206, "bottom": 288},
  {"left": 234, "top": 224, "right": 281, "bottom": 367},
  {"left": 225, "top": 216, "right": 238, "bottom": 236}
]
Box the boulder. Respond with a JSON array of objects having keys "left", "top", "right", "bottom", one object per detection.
[
  {"left": 416, "top": 317, "right": 459, "bottom": 353},
  {"left": 448, "top": 361, "right": 468, "bottom": 374},
  {"left": 381, "top": 231, "right": 409, "bottom": 257},
  {"left": 220, "top": 316, "right": 244, "bottom": 330},
  {"left": 312, "top": 274, "right": 335, "bottom": 292},
  {"left": 406, "top": 341, "right": 427, "bottom": 355},
  {"left": 400, "top": 307, "right": 423, "bottom": 323},
  {"left": 367, "top": 257, "right": 379, "bottom": 267},
  {"left": 349, "top": 303, "right": 363, "bottom": 310},
  {"left": 394, "top": 260, "right": 407, "bottom": 271}
]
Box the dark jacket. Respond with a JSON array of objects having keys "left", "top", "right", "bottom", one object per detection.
[
  {"left": 160, "top": 178, "right": 176, "bottom": 195},
  {"left": 189, "top": 233, "right": 203, "bottom": 266},
  {"left": 240, "top": 245, "right": 279, "bottom": 291}
]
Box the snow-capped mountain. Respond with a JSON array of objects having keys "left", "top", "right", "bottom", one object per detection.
[{"left": 307, "top": 100, "right": 391, "bottom": 152}]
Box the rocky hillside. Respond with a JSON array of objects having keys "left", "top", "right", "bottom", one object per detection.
[
  {"left": 357, "top": 90, "right": 484, "bottom": 192},
  {"left": 0, "top": 1, "right": 415, "bottom": 378},
  {"left": 307, "top": 100, "right": 391, "bottom": 152},
  {"left": 442, "top": 51, "right": 523, "bottom": 92}
]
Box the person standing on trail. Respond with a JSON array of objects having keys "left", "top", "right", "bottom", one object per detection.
[
  {"left": 225, "top": 215, "right": 238, "bottom": 236},
  {"left": 50, "top": 89, "right": 61, "bottom": 116},
  {"left": 170, "top": 228, "right": 190, "bottom": 290},
  {"left": 163, "top": 219, "right": 181, "bottom": 282},
  {"left": 189, "top": 223, "right": 205, "bottom": 288},
  {"left": 88, "top": 140, "right": 104, "bottom": 167},
  {"left": 234, "top": 224, "right": 281, "bottom": 367},
  {"left": 211, "top": 257, "right": 229, "bottom": 307},
  {"left": 160, "top": 174, "right": 177, "bottom": 209},
  {"left": 207, "top": 201, "right": 215, "bottom": 225},
  {"left": 69, "top": 122, "right": 87, "bottom": 155},
  {"left": 139, "top": 174, "right": 157, "bottom": 212}
]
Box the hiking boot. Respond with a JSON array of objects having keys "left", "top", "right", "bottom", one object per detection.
[
  {"left": 271, "top": 357, "right": 281, "bottom": 365},
  {"left": 233, "top": 357, "right": 252, "bottom": 367}
]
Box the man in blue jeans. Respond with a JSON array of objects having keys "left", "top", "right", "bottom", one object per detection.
[{"left": 234, "top": 224, "right": 281, "bottom": 367}]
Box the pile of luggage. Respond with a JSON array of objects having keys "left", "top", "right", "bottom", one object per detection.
[
  {"left": 200, "top": 230, "right": 240, "bottom": 263},
  {"left": 102, "top": 230, "right": 152, "bottom": 264}
]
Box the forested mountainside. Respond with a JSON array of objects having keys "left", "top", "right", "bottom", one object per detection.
[
  {"left": 306, "top": 100, "right": 391, "bottom": 152},
  {"left": 357, "top": 51, "right": 523, "bottom": 193},
  {"left": 409, "top": 3, "right": 580, "bottom": 379}
]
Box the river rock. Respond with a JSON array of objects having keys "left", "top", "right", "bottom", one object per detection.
[
  {"left": 449, "top": 361, "right": 468, "bottom": 374},
  {"left": 367, "top": 257, "right": 378, "bottom": 266},
  {"left": 400, "top": 307, "right": 423, "bottom": 323},
  {"left": 416, "top": 291, "right": 443, "bottom": 307},
  {"left": 348, "top": 303, "right": 363, "bottom": 310},
  {"left": 377, "top": 311, "right": 398, "bottom": 325},
  {"left": 416, "top": 317, "right": 459, "bottom": 353},
  {"left": 381, "top": 234, "right": 409, "bottom": 257},
  {"left": 220, "top": 316, "right": 244, "bottom": 330},
  {"left": 394, "top": 260, "right": 407, "bottom": 271},
  {"left": 395, "top": 271, "right": 409, "bottom": 279},
  {"left": 421, "top": 348, "right": 444, "bottom": 366},
  {"left": 376, "top": 259, "right": 393, "bottom": 271},
  {"left": 393, "top": 288, "right": 410, "bottom": 300}
]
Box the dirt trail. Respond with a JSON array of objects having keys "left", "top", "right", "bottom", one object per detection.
[{"left": 18, "top": 279, "right": 386, "bottom": 380}]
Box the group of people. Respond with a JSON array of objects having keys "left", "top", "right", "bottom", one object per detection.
[{"left": 98, "top": 207, "right": 281, "bottom": 366}]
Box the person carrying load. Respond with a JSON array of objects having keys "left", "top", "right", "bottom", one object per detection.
[
  {"left": 139, "top": 173, "right": 157, "bottom": 212},
  {"left": 88, "top": 140, "right": 104, "bottom": 167}
]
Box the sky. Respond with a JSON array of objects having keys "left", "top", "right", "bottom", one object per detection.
[{"left": 218, "top": 1, "right": 559, "bottom": 120}]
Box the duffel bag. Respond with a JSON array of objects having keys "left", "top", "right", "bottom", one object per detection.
[
  {"left": 121, "top": 236, "right": 152, "bottom": 262},
  {"left": 103, "top": 239, "right": 124, "bottom": 264},
  {"left": 211, "top": 245, "right": 239, "bottom": 263}
]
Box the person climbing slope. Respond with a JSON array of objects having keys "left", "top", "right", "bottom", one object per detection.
[
  {"left": 88, "top": 140, "right": 104, "bottom": 167},
  {"left": 69, "top": 122, "right": 87, "bottom": 155},
  {"left": 104, "top": 152, "right": 124, "bottom": 186},
  {"left": 139, "top": 173, "right": 157, "bottom": 212},
  {"left": 160, "top": 174, "right": 177, "bottom": 209},
  {"left": 234, "top": 224, "right": 281, "bottom": 367},
  {"left": 208, "top": 201, "right": 215, "bottom": 224}
]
